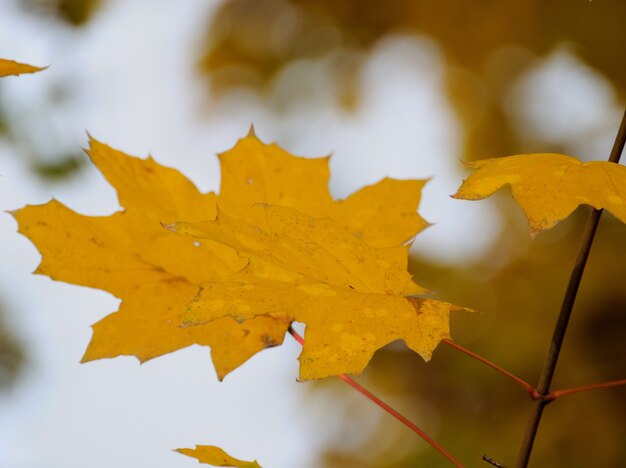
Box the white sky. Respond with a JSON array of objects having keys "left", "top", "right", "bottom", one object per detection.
[{"left": 0, "top": 1, "right": 621, "bottom": 467}]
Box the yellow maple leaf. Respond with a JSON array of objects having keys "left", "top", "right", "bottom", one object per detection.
[
  {"left": 452, "top": 153, "right": 626, "bottom": 234},
  {"left": 171, "top": 205, "right": 461, "bottom": 380},
  {"left": 14, "top": 132, "right": 429, "bottom": 379},
  {"left": 175, "top": 445, "right": 261, "bottom": 468},
  {"left": 0, "top": 58, "right": 46, "bottom": 77}
]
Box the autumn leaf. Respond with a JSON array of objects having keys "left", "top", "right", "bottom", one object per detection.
[
  {"left": 0, "top": 58, "right": 46, "bottom": 77},
  {"left": 452, "top": 153, "right": 626, "bottom": 234},
  {"left": 14, "top": 131, "right": 429, "bottom": 379},
  {"left": 170, "top": 205, "right": 462, "bottom": 380},
  {"left": 176, "top": 445, "right": 261, "bottom": 468}
]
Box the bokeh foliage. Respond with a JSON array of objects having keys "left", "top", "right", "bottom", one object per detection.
[
  {"left": 22, "top": 0, "right": 101, "bottom": 26},
  {"left": 200, "top": 0, "right": 626, "bottom": 158},
  {"left": 0, "top": 306, "right": 25, "bottom": 391}
]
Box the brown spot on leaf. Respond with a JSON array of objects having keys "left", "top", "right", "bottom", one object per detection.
[{"left": 261, "top": 334, "right": 278, "bottom": 347}]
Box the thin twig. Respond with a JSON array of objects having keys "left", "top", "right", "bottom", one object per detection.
[
  {"left": 483, "top": 454, "right": 507, "bottom": 467},
  {"left": 516, "top": 108, "right": 626, "bottom": 468},
  {"left": 287, "top": 326, "right": 463, "bottom": 467},
  {"left": 442, "top": 339, "right": 538, "bottom": 398},
  {"left": 546, "top": 378, "right": 626, "bottom": 401}
]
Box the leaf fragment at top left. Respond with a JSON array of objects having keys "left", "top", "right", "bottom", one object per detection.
[
  {"left": 175, "top": 445, "right": 261, "bottom": 468},
  {"left": 0, "top": 58, "right": 46, "bottom": 77}
]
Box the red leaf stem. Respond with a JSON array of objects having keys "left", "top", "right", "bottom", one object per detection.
[
  {"left": 287, "top": 326, "right": 463, "bottom": 467},
  {"left": 442, "top": 339, "right": 538, "bottom": 398},
  {"left": 546, "top": 378, "right": 626, "bottom": 401}
]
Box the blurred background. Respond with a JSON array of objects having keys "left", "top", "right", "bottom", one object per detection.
[{"left": 0, "top": 0, "right": 624, "bottom": 466}]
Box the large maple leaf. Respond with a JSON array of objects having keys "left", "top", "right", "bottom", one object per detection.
[
  {"left": 453, "top": 153, "right": 626, "bottom": 234},
  {"left": 14, "top": 131, "right": 430, "bottom": 379}
]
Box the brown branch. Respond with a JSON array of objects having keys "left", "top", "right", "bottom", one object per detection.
[
  {"left": 516, "top": 108, "right": 626, "bottom": 467},
  {"left": 483, "top": 454, "right": 507, "bottom": 468},
  {"left": 287, "top": 326, "right": 463, "bottom": 467}
]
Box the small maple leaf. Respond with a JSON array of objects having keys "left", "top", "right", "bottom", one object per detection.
[
  {"left": 14, "top": 131, "right": 432, "bottom": 379},
  {"left": 170, "top": 205, "right": 463, "bottom": 380},
  {"left": 452, "top": 153, "right": 626, "bottom": 234},
  {"left": 0, "top": 58, "right": 46, "bottom": 77},
  {"left": 175, "top": 445, "right": 261, "bottom": 467}
]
